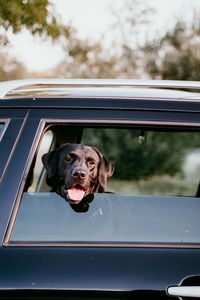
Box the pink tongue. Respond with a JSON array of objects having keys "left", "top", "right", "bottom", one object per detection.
[{"left": 68, "top": 188, "right": 85, "bottom": 201}]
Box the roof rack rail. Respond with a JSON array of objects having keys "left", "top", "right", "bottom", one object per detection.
[{"left": 0, "top": 78, "right": 200, "bottom": 99}]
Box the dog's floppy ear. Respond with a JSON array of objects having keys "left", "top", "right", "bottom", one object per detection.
[
  {"left": 42, "top": 143, "right": 70, "bottom": 179},
  {"left": 42, "top": 149, "right": 60, "bottom": 179},
  {"left": 92, "top": 147, "right": 114, "bottom": 187}
]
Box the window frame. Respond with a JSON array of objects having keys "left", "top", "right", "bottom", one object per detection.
[{"left": 4, "top": 118, "right": 200, "bottom": 248}]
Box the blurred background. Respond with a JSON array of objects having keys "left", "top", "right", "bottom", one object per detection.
[
  {"left": 1, "top": 0, "right": 200, "bottom": 81},
  {"left": 2, "top": 0, "right": 200, "bottom": 196}
]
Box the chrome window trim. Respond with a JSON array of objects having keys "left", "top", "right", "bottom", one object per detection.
[
  {"left": 44, "top": 119, "right": 200, "bottom": 126},
  {"left": 1, "top": 78, "right": 200, "bottom": 99},
  {"left": 3, "top": 118, "right": 200, "bottom": 248},
  {"left": 5, "top": 241, "right": 200, "bottom": 248}
]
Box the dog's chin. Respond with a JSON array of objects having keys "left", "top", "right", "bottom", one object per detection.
[
  {"left": 70, "top": 193, "right": 94, "bottom": 213},
  {"left": 68, "top": 199, "right": 82, "bottom": 204}
]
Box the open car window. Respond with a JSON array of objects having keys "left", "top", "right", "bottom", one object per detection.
[
  {"left": 81, "top": 128, "right": 200, "bottom": 197},
  {"left": 7, "top": 124, "right": 200, "bottom": 245}
]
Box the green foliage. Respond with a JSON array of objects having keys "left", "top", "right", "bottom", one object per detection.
[
  {"left": 111, "top": 3, "right": 200, "bottom": 81},
  {"left": 142, "top": 20, "right": 200, "bottom": 80},
  {"left": 0, "top": 0, "right": 70, "bottom": 40},
  {"left": 82, "top": 128, "right": 200, "bottom": 180},
  {"left": 107, "top": 177, "right": 196, "bottom": 196},
  {"left": 0, "top": 0, "right": 72, "bottom": 81}
]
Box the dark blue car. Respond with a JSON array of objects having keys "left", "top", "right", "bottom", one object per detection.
[{"left": 1, "top": 79, "right": 200, "bottom": 299}]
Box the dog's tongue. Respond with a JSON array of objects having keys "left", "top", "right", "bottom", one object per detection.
[{"left": 68, "top": 187, "right": 85, "bottom": 201}]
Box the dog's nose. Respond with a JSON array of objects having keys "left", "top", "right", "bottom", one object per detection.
[{"left": 72, "top": 169, "right": 87, "bottom": 179}]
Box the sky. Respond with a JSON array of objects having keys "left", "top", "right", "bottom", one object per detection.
[{"left": 4, "top": 0, "right": 200, "bottom": 72}]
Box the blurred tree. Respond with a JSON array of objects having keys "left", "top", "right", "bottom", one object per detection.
[
  {"left": 0, "top": 52, "right": 28, "bottom": 81},
  {"left": 142, "top": 18, "right": 200, "bottom": 80},
  {"left": 0, "top": 0, "right": 72, "bottom": 81},
  {"left": 0, "top": 33, "right": 8, "bottom": 47},
  {"left": 0, "top": 0, "right": 70, "bottom": 40},
  {"left": 49, "top": 33, "right": 122, "bottom": 78},
  {"left": 49, "top": 0, "right": 155, "bottom": 79},
  {"left": 111, "top": 0, "right": 155, "bottom": 78}
]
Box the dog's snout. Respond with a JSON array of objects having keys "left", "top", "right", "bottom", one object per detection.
[{"left": 72, "top": 169, "right": 87, "bottom": 179}]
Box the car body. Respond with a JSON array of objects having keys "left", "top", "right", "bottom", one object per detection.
[{"left": 1, "top": 79, "right": 200, "bottom": 299}]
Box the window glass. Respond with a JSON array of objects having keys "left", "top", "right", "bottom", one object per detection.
[
  {"left": 0, "top": 123, "right": 5, "bottom": 140},
  {"left": 0, "top": 123, "right": 4, "bottom": 133},
  {"left": 9, "top": 125, "right": 200, "bottom": 244},
  {"left": 10, "top": 192, "right": 200, "bottom": 243}
]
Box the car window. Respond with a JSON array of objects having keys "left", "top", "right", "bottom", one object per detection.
[
  {"left": 10, "top": 192, "right": 200, "bottom": 243},
  {"left": 0, "top": 123, "right": 4, "bottom": 133},
  {"left": 7, "top": 124, "right": 200, "bottom": 245},
  {"left": 0, "top": 122, "right": 6, "bottom": 141}
]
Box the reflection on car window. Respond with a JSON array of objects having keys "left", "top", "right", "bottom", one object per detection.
[
  {"left": 0, "top": 123, "right": 4, "bottom": 132},
  {"left": 0, "top": 123, "right": 5, "bottom": 140},
  {"left": 10, "top": 192, "right": 200, "bottom": 243}
]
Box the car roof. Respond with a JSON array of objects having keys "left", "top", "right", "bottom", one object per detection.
[{"left": 1, "top": 79, "right": 200, "bottom": 101}]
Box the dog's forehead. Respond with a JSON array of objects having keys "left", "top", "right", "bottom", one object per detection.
[{"left": 62, "top": 144, "right": 100, "bottom": 161}]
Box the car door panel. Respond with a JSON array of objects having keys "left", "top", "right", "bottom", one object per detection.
[{"left": 1, "top": 107, "right": 200, "bottom": 299}]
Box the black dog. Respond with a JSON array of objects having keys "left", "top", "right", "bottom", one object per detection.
[{"left": 42, "top": 144, "right": 114, "bottom": 211}]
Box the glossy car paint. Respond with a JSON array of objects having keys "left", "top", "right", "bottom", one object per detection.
[{"left": 1, "top": 80, "right": 200, "bottom": 298}]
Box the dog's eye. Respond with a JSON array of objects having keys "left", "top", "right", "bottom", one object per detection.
[
  {"left": 64, "top": 155, "right": 72, "bottom": 162},
  {"left": 88, "top": 160, "right": 95, "bottom": 166}
]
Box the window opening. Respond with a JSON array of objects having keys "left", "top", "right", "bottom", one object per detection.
[{"left": 7, "top": 124, "right": 200, "bottom": 245}]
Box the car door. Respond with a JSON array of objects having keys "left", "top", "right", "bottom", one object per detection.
[{"left": 1, "top": 103, "right": 200, "bottom": 300}]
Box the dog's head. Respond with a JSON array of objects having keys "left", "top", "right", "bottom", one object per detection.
[{"left": 42, "top": 143, "right": 114, "bottom": 205}]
